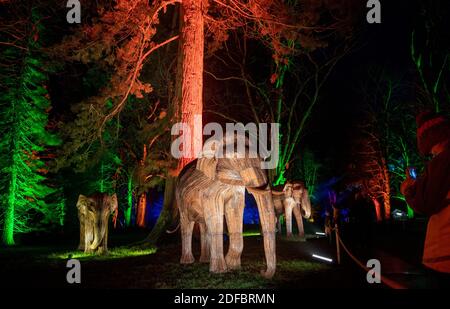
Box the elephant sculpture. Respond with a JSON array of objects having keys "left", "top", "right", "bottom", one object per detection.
[
  {"left": 77, "top": 193, "right": 118, "bottom": 254},
  {"left": 175, "top": 134, "right": 276, "bottom": 278},
  {"left": 272, "top": 181, "right": 311, "bottom": 238}
]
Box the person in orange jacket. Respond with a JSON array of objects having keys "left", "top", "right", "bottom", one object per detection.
[{"left": 401, "top": 110, "right": 450, "bottom": 287}]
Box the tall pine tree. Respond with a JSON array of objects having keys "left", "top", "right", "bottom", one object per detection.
[{"left": 0, "top": 7, "right": 61, "bottom": 245}]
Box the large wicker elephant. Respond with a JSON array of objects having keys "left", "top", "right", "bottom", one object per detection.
[
  {"left": 77, "top": 193, "right": 118, "bottom": 254},
  {"left": 175, "top": 135, "right": 276, "bottom": 278},
  {"left": 272, "top": 181, "right": 311, "bottom": 238}
]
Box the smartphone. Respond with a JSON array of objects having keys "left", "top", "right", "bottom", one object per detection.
[{"left": 408, "top": 167, "right": 417, "bottom": 179}]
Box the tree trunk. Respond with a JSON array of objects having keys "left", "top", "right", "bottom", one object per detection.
[
  {"left": 124, "top": 174, "right": 133, "bottom": 227},
  {"left": 381, "top": 157, "right": 391, "bottom": 219},
  {"left": 2, "top": 163, "right": 17, "bottom": 245},
  {"left": 372, "top": 198, "right": 382, "bottom": 222},
  {"left": 143, "top": 176, "right": 177, "bottom": 245},
  {"left": 142, "top": 0, "right": 204, "bottom": 245},
  {"left": 176, "top": 0, "right": 204, "bottom": 172},
  {"left": 136, "top": 193, "right": 147, "bottom": 228},
  {"left": 407, "top": 205, "right": 414, "bottom": 219}
]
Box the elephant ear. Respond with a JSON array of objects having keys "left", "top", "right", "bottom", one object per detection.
[
  {"left": 283, "top": 183, "right": 293, "bottom": 197},
  {"left": 76, "top": 194, "right": 88, "bottom": 209},
  {"left": 110, "top": 193, "right": 119, "bottom": 227},
  {"left": 110, "top": 193, "right": 118, "bottom": 212},
  {"left": 196, "top": 137, "right": 220, "bottom": 180},
  {"left": 196, "top": 157, "right": 217, "bottom": 180},
  {"left": 300, "top": 186, "right": 312, "bottom": 219}
]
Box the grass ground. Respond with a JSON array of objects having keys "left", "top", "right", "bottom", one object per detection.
[
  {"left": 0, "top": 230, "right": 371, "bottom": 288},
  {"left": 0, "top": 220, "right": 428, "bottom": 288}
]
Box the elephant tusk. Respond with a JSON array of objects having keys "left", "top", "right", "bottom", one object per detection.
[
  {"left": 247, "top": 185, "right": 270, "bottom": 195},
  {"left": 271, "top": 190, "right": 285, "bottom": 196}
]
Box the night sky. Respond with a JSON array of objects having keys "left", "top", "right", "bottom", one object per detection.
[{"left": 305, "top": 0, "right": 420, "bottom": 176}]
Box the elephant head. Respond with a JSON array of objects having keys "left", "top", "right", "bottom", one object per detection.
[
  {"left": 106, "top": 193, "right": 119, "bottom": 227},
  {"left": 76, "top": 193, "right": 117, "bottom": 253},
  {"left": 284, "top": 181, "right": 311, "bottom": 219},
  {"left": 76, "top": 194, "right": 96, "bottom": 251},
  {"left": 196, "top": 133, "right": 276, "bottom": 278},
  {"left": 196, "top": 134, "right": 268, "bottom": 187}
]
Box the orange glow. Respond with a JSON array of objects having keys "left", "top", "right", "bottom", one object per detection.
[
  {"left": 137, "top": 193, "right": 147, "bottom": 228},
  {"left": 372, "top": 198, "right": 382, "bottom": 222},
  {"left": 176, "top": 0, "right": 204, "bottom": 173}
]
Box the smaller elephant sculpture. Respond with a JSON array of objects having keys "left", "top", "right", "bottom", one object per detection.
[
  {"left": 77, "top": 193, "right": 118, "bottom": 254},
  {"left": 272, "top": 181, "right": 311, "bottom": 238}
]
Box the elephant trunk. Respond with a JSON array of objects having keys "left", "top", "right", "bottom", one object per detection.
[
  {"left": 248, "top": 186, "right": 276, "bottom": 278},
  {"left": 89, "top": 216, "right": 103, "bottom": 250},
  {"left": 301, "top": 190, "right": 312, "bottom": 219}
]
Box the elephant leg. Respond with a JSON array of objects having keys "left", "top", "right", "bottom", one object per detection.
[
  {"left": 273, "top": 200, "right": 282, "bottom": 235},
  {"left": 284, "top": 202, "right": 294, "bottom": 237},
  {"left": 98, "top": 219, "right": 109, "bottom": 255},
  {"left": 180, "top": 216, "right": 195, "bottom": 264},
  {"left": 84, "top": 222, "right": 94, "bottom": 254},
  {"left": 78, "top": 214, "right": 85, "bottom": 251},
  {"left": 252, "top": 190, "right": 276, "bottom": 278},
  {"left": 206, "top": 203, "right": 227, "bottom": 273},
  {"left": 293, "top": 206, "right": 305, "bottom": 238},
  {"left": 225, "top": 193, "right": 245, "bottom": 270},
  {"left": 199, "top": 222, "right": 210, "bottom": 263},
  {"left": 276, "top": 215, "right": 282, "bottom": 234}
]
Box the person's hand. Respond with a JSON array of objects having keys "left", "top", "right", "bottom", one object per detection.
[{"left": 400, "top": 170, "right": 416, "bottom": 196}]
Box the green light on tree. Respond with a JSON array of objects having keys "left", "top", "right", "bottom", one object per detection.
[
  {"left": 125, "top": 175, "right": 133, "bottom": 227},
  {"left": 0, "top": 8, "right": 62, "bottom": 245}
]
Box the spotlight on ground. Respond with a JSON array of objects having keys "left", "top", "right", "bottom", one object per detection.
[{"left": 312, "top": 254, "right": 333, "bottom": 263}]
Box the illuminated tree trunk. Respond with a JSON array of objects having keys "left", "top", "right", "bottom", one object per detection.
[
  {"left": 136, "top": 144, "right": 148, "bottom": 228},
  {"left": 272, "top": 64, "right": 288, "bottom": 185},
  {"left": 144, "top": 0, "right": 204, "bottom": 245},
  {"left": 176, "top": 0, "right": 204, "bottom": 172},
  {"left": 407, "top": 206, "right": 414, "bottom": 219},
  {"left": 137, "top": 193, "right": 147, "bottom": 228},
  {"left": 143, "top": 175, "right": 176, "bottom": 245},
  {"left": 124, "top": 174, "right": 133, "bottom": 227},
  {"left": 372, "top": 198, "right": 382, "bottom": 222},
  {"left": 2, "top": 152, "right": 17, "bottom": 245},
  {"left": 381, "top": 157, "right": 391, "bottom": 219}
]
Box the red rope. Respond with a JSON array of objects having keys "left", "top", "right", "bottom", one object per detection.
[{"left": 336, "top": 232, "right": 407, "bottom": 289}]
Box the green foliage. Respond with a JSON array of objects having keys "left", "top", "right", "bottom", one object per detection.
[
  {"left": 411, "top": 1, "right": 450, "bottom": 112},
  {"left": 52, "top": 61, "right": 123, "bottom": 196},
  {"left": 89, "top": 145, "right": 121, "bottom": 195},
  {"left": 387, "top": 111, "right": 423, "bottom": 217},
  {"left": 0, "top": 8, "right": 63, "bottom": 245},
  {"left": 58, "top": 128, "right": 122, "bottom": 197},
  {"left": 290, "top": 148, "right": 321, "bottom": 200},
  {"left": 357, "top": 66, "right": 424, "bottom": 217}
]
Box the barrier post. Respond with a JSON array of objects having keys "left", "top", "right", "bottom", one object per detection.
[{"left": 335, "top": 224, "right": 341, "bottom": 264}]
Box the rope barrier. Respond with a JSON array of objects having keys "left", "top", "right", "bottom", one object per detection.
[
  {"left": 335, "top": 227, "right": 407, "bottom": 289},
  {"left": 201, "top": 231, "right": 276, "bottom": 236}
]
